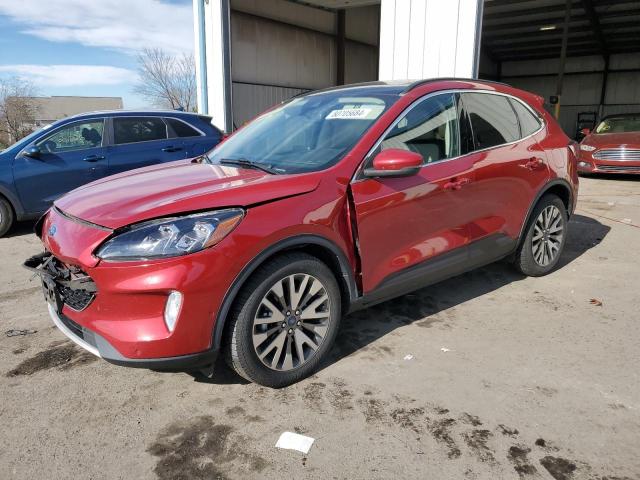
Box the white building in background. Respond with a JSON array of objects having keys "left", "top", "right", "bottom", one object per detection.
[{"left": 192, "top": 0, "right": 483, "bottom": 132}]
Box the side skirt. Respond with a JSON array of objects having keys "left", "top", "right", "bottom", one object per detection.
[{"left": 349, "top": 233, "right": 516, "bottom": 312}]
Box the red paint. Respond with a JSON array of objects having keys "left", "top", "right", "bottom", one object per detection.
[
  {"left": 578, "top": 129, "right": 640, "bottom": 174},
  {"left": 371, "top": 149, "right": 423, "bottom": 171},
  {"left": 36, "top": 79, "right": 577, "bottom": 361}
]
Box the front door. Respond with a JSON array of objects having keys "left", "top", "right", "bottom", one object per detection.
[
  {"left": 350, "top": 92, "right": 481, "bottom": 293},
  {"left": 13, "top": 118, "right": 107, "bottom": 214}
]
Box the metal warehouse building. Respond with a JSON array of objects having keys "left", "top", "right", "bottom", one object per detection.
[{"left": 193, "top": 0, "right": 640, "bottom": 138}]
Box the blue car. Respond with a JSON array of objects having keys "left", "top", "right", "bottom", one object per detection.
[{"left": 0, "top": 110, "right": 223, "bottom": 236}]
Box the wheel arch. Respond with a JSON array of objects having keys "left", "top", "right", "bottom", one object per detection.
[
  {"left": 517, "top": 178, "right": 573, "bottom": 246},
  {"left": 211, "top": 235, "right": 359, "bottom": 350},
  {"left": 0, "top": 184, "right": 23, "bottom": 219}
]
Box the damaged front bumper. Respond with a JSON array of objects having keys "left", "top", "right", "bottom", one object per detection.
[{"left": 23, "top": 252, "right": 217, "bottom": 370}]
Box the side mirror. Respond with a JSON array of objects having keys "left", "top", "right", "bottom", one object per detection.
[
  {"left": 363, "top": 149, "right": 423, "bottom": 178},
  {"left": 23, "top": 146, "right": 41, "bottom": 158},
  {"left": 580, "top": 128, "right": 591, "bottom": 136}
]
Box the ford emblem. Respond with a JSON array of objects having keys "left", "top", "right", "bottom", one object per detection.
[{"left": 48, "top": 225, "right": 57, "bottom": 237}]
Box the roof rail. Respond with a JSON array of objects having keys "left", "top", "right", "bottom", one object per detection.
[{"left": 404, "top": 77, "right": 511, "bottom": 93}]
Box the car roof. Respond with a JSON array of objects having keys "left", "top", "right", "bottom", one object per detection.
[
  {"left": 303, "top": 78, "right": 511, "bottom": 97},
  {"left": 62, "top": 110, "right": 207, "bottom": 121}
]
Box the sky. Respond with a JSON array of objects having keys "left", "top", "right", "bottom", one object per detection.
[{"left": 0, "top": 0, "right": 194, "bottom": 108}]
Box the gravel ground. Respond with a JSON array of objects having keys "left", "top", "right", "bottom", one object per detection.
[{"left": 0, "top": 175, "right": 639, "bottom": 480}]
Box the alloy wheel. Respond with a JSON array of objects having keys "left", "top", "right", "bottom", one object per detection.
[
  {"left": 252, "top": 273, "right": 331, "bottom": 371},
  {"left": 532, "top": 205, "right": 564, "bottom": 267}
]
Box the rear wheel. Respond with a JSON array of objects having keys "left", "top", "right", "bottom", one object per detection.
[
  {"left": 513, "top": 194, "right": 567, "bottom": 276},
  {"left": 0, "top": 197, "right": 14, "bottom": 237},
  {"left": 224, "top": 252, "right": 341, "bottom": 387}
]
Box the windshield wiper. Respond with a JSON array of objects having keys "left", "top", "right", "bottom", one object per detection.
[{"left": 219, "top": 158, "right": 279, "bottom": 175}]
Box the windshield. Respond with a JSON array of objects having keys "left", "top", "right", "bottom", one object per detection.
[
  {"left": 595, "top": 116, "right": 640, "bottom": 134},
  {"left": 207, "top": 90, "right": 399, "bottom": 174}
]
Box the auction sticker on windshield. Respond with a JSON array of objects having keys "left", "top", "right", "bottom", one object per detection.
[{"left": 325, "top": 104, "right": 385, "bottom": 120}]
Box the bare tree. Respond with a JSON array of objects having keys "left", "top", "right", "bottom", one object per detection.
[
  {"left": 134, "top": 48, "right": 196, "bottom": 111},
  {"left": 0, "top": 76, "right": 40, "bottom": 145}
]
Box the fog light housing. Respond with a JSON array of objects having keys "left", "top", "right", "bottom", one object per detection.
[
  {"left": 578, "top": 161, "right": 590, "bottom": 168},
  {"left": 164, "top": 291, "right": 182, "bottom": 332}
]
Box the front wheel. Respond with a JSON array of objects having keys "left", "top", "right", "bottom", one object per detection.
[
  {"left": 224, "top": 252, "right": 341, "bottom": 387},
  {"left": 513, "top": 194, "right": 568, "bottom": 277}
]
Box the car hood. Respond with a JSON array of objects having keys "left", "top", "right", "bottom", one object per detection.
[
  {"left": 585, "top": 132, "right": 640, "bottom": 147},
  {"left": 54, "top": 159, "right": 320, "bottom": 229}
]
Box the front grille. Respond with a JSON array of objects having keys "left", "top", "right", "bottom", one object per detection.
[
  {"left": 59, "top": 285, "right": 95, "bottom": 311},
  {"left": 45, "top": 256, "right": 97, "bottom": 311},
  {"left": 597, "top": 165, "right": 640, "bottom": 172},
  {"left": 593, "top": 148, "right": 640, "bottom": 161}
]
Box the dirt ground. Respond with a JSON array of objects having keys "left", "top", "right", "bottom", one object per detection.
[{"left": 0, "top": 175, "right": 639, "bottom": 480}]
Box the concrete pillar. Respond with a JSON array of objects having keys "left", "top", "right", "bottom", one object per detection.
[
  {"left": 193, "top": 0, "right": 233, "bottom": 132},
  {"left": 378, "top": 0, "right": 484, "bottom": 81}
]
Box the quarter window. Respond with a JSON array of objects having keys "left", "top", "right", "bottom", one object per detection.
[
  {"left": 165, "top": 118, "right": 201, "bottom": 138},
  {"left": 463, "top": 93, "right": 519, "bottom": 150},
  {"left": 113, "top": 117, "right": 168, "bottom": 144},
  {"left": 37, "top": 120, "right": 104, "bottom": 153},
  {"left": 380, "top": 93, "right": 459, "bottom": 164},
  {"left": 510, "top": 98, "right": 542, "bottom": 137}
]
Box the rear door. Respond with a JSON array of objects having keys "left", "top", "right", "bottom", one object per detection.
[
  {"left": 460, "top": 92, "right": 550, "bottom": 244},
  {"left": 164, "top": 116, "right": 221, "bottom": 157},
  {"left": 106, "top": 116, "right": 185, "bottom": 175},
  {"left": 13, "top": 118, "right": 107, "bottom": 213},
  {"left": 350, "top": 92, "right": 480, "bottom": 293}
]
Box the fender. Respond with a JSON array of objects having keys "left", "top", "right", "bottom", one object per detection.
[
  {"left": 211, "top": 234, "right": 359, "bottom": 350},
  {"left": 517, "top": 178, "right": 574, "bottom": 245}
]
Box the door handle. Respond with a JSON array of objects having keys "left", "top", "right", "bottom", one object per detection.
[
  {"left": 83, "top": 155, "right": 105, "bottom": 162},
  {"left": 162, "top": 146, "right": 182, "bottom": 152},
  {"left": 521, "top": 157, "right": 544, "bottom": 170},
  {"left": 443, "top": 177, "right": 471, "bottom": 191}
]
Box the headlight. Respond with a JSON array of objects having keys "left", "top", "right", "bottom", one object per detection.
[
  {"left": 580, "top": 144, "right": 596, "bottom": 152},
  {"left": 96, "top": 209, "right": 244, "bottom": 261}
]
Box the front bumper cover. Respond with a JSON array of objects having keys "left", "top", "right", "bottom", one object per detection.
[{"left": 24, "top": 252, "right": 217, "bottom": 371}]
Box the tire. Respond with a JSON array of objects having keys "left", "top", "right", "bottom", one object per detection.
[
  {"left": 513, "top": 194, "right": 568, "bottom": 277},
  {"left": 224, "top": 252, "right": 341, "bottom": 387},
  {"left": 0, "top": 196, "right": 15, "bottom": 238}
]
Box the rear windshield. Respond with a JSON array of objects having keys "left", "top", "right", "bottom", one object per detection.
[
  {"left": 207, "top": 90, "right": 400, "bottom": 174},
  {"left": 595, "top": 116, "right": 640, "bottom": 134}
]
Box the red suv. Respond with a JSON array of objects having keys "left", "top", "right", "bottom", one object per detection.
[{"left": 25, "top": 79, "right": 578, "bottom": 387}]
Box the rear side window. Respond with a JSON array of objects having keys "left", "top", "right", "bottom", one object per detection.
[
  {"left": 510, "top": 98, "right": 542, "bottom": 137},
  {"left": 463, "top": 93, "right": 519, "bottom": 150},
  {"left": 380, "top": 93, "right": 459, "bottom": 164},
  {"left": 113, "top": 117, "right": 167, "bottom": 144},
  {"left": 165, "top": 118, "right": 201, "bottom": 138}
]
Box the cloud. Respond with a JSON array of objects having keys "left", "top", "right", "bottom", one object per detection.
[
  {"left": 0, "top": 65, "right": 134, "bottom": 87},
  {"left": 0, "top": 0, "right": 193, "bottom": 55}
]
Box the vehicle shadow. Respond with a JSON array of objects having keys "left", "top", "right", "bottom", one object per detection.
[
  {"left": 325, "top": 213, "right": 610, "bottom": 368},
  {"left": 3, "top": 220, "right": 37, "bottom": 238}
]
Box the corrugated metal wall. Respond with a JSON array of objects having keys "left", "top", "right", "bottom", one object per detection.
[
  {"left": 229, "top": 0, "right": 379, "bottom": 126},
  {"left": 499, "top": 54, "right": 640, "bottom": 136},
  {"left": 378, "top": 0, "right": 481, "bottom": 80}
]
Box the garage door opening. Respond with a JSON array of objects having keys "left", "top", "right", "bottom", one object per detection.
[
  {"left": 229, "top": 0, "right": 380, "bottom": 127},
  {"left": 478, "top": 0, "right": 640, "bottom": 139}
]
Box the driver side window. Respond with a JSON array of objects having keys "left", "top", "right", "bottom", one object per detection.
[
  {"left": 37, "top": 120, "right": 105, "bottom": 154},
  {"left": 380, "top": 93, "right": 459, "bottom": 164}
]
